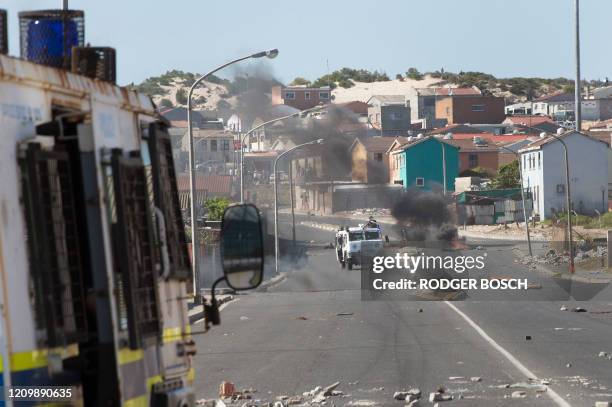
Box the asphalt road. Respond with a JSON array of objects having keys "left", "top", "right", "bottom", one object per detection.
[{"left": 192, "top": 215, "right": 612, "bottom": 406}]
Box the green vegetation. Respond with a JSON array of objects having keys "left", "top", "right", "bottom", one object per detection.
[
  {"left": 159, "top": 98, "right": 173, "bottom": 108},
  {"left": 310, "top": 68, "right": 390, "bottom": 89},
  {"left": 490, "top": 160, "right": 520, "bottom": 189},
  {"left": 405, "top": 67, "right": 424, "bottom": 80},
  {"left": 204, "top": 197, "right": 231, "bottom": 221},
  {"left": 546, "top": 211, "right": 612, "bottom": 229},
  {"left": 460, "top": 167, "right": 490, "bottom": 178},
  {"left": 290, "top": 77, "right": 311, "bottom": 86},
  {"left": 175, "top": 88, "right": 188, "bottom": 105}
]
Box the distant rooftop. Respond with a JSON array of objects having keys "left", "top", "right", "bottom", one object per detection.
[{"left": 415, "top": 87, "right": 481, "bottom": 97}]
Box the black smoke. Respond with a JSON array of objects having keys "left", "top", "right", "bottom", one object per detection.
[{"left": 392, "top": 189, "right": 457, "bottom": 241}]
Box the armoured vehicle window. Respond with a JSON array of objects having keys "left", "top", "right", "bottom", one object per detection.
[
  {"left": 348, "top": 232, "right": 363, "bottom": 241},
  {"left": 364, "top": 231, "right": 381, "bottom": 240}
]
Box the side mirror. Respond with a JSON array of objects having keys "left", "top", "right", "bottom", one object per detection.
[{"left": 220, "top": 203, "right": 264, "bottom": 290}]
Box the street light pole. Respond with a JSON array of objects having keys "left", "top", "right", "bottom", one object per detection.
[
  {"left": 187, "top": 48, "right": 278, "bottom": 298},
  {"left": 274, "top": 139, "right": 324, "bottom": 274},
  {"left": 541, "top": 132, "right": 575, "bottom": 273},
  {"left": 574, "top": 0, "right": 582, "bottom": 132},
  {"left": 240, "top": 104, "right": 328, "bottom": 202},
  {"left": 499, "top": 145, "right": 533, "bottom": 256}
]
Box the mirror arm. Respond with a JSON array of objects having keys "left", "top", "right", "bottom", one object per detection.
[{"left": 204, "top": 276, "right": 226, "bottom": 330}]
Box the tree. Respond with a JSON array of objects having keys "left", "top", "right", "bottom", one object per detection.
[
  {"left": 491, "top": 160, "right": 520, "bottom": 189},
  {"left": 159, "top": 98, "right": 173, "bottom": 108},
  {"left": 204, "top": 197, "right": 231, "bottom": 221},
  {"left": 395, "top": 73, "right": 403, "bottom": 81},
  {"left": 405, "top": 68, "right": 424, "bottom": 80},
  {"left": 290, "top": 77, "right": 311, "bottom": 86},
  {"left": 175, "top": 88, "right": 188, "bottom": 105}
]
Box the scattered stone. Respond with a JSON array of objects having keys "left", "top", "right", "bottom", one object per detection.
[
  {"left": 417, "top": 308, "right": 423, "bottom": 313},
  {"left": 286, "top": 396, "right": 303, "bottom": 405},
  {"left": 470, "top": 377, "right": 482, "bottom": 382},
  {"left": 311, "top": 393, "right": 326, "bottom": 403},
  {"left": 560, "top": 305, "right": 568, "bottom": 311},
  {"left": 511, "top": 391, "right": 526, "bottom": 398},
  {"left": 330, "top": 390, "right": 343, "bottom": 396},
  {"left": 448, "top": 376, "right": 464, "bottom": 381},
  {"left": 566, "top": 363, "right": 572, "bottom": 368},
  {"left": 240, "top": 316, "right": 250, "bottom": 321},
  {"left": 296, "top": 316, "right": 308, "bottom": 320},
  {"left": 302, "top": 386, "right": 322, "bottom": 397},
  {"left": 598, "top": 351, "right": 609, "bottom": 358},
  {"left": 428, "top": 392, "right": 452, "bottom": 402},
  {"left": 337, "top": 312, "right": 354, "bottom": 316},
  {"left": 394, "top": 392, "right": 409, "bottom": 401},
  {"left": 572, "top": 307, "right": 587, "bottom": 313},
  {"left": 406, "top": 388, "right": 421, "bottom": 397},
  {"left": 526, "top": 335, "right": 532, "bottom": 340},
  {"left": 595, "top": 402, "right": 612, "bottom": 407},
  {"left": 322, "top": 381, "right": 341, "bottom": 396},
  {"left": 405, "top": 400, "right": 420, "bottom": 407}
]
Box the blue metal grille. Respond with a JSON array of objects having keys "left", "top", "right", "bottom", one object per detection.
[{"left": 19, "top": 9, "right": 84, "bottom": 69}]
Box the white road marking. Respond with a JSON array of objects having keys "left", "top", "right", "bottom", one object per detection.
[{"left": 444, "top": 301, "right": 572, "bottom": 407}]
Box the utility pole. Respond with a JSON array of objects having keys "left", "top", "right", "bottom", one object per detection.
[{"left": 574, "top": 0, "right": 582, "bottom": 131}]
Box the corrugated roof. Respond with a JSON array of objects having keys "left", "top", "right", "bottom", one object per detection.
[
  {"left": 504, "top": 116, "right": 555, "bottom": 126},
  {"left": 416, "top": 87, "right": 481, "bottom": 97},
  {"left": 176, "top": 174, "right": 232, "bottom": 194},
  {"left": 354, "top": 136, "right": 399, "bottom": 152},
  {"left": 518, "top": 130, "right": 609, "bottom": 152},
  {"left": 533, "top": 92, "right": 574, "bottom": 102},
  {"left": 445, "top": 139, "right": 499, "bottom": 152},
  {"left": 367, "top": 95, "right": 406, "bottom": 105}
]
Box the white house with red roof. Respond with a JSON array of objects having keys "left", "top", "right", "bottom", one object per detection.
[{"left": 518, "top": 131, "right": 609, "bottom": 219}]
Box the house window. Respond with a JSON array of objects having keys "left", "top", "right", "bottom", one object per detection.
[
  {"left": 319, "top": 92, "right": 329, "bottom": 100},
  {"left": 211, "top": 140, "right": 218, "bottom": 152},
  {"left": 305, "top": 92, "right": 311, "bottom": 100},
  {"left": 468, "top": 153, "right": 478, "bottom": 167},
  {"left": 538, "top": 152, "right": 541, "bottom": 168},
  {"left": 200, "top": 140, "right": 207, "bottom": 151},
  {"left": 471, "top": 105, "right": 485, "bottom": 112},
  {"left": 374, "top": 153, "right": 383, "bottom": 161},
  {"left": 416, "top": 177, "right": 425, "bottom": 187},
  {"left": 285, "top": 92, "right": 296, "bottom": 100},
  {"left": 222, "top": 140, "right": 230, "bottom": 150},
  {"left": 394, "top": 180, "right": 404, "bottom": 185}
]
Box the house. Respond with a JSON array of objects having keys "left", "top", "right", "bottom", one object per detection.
[
  {"left": 412, "top": 87, "right": 481, "bottom": 125},
  {"left": 445, "top": 137, "right": 501, "bottom": 177},
  {"left": 349, "top": 137, "right": 402, "bottom": 184},
  {"left": 340, "top": 101, "right": 369, "bottom": 123},
  {"left": 389, "top": 136, "right": 459, "bottom": 191},
  {"left": 519, "top": 131, "right": 609, "bottom": 220},
  {"left": 435, "top": 95, "right": 506, "bottom": 125},
  {"left": 505, "top": 102, "right": 533, "bottom": 116},
  {"left": 532, "top": 92, "right": 574, "bottom": 116},
  {"left": 271, "top": 85, "right": 331, "bottom": 110},
  {"left": 367, "top": 95, "right": 411, "bottom": 136},
  {"left": 179, "top": 128, "right": 236, "bottom": 174}
]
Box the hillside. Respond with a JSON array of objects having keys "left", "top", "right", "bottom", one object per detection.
[{"left": 131, "top": 68, "right": 608, "bottom": 110}]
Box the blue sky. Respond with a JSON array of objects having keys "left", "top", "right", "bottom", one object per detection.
[{"left": 2, "top": 0, "right": 611, "bottom": 85}]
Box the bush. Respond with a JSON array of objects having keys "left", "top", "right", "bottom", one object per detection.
[
  {"left": 205, "top": 197, "right": 231, "bottom": 221},
  {"left": 290, "top": 77, "right": 311, "bottom": 86},
  {"left": 175, "top": 88, "right": 188, "bottom": 105},
  {"left": 405, "top": 67, "right": 424, "bottom": 80},
  {"left": 159, "top": 98, "right": 173, "bottom": 108}
]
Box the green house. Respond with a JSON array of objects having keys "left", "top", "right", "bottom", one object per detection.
[{"left": 390, "top": 136, "right": 459, "bottom": 191}]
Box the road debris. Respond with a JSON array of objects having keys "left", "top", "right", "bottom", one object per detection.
[
  {"left": 393, "top": 388, "right": 421, "bottom": 401},
  {"left": 470, "top": 377, "right": 482, "bottom": 382},
  {"left": 572, "top": 307, "right": 587, "bottom": 313},
  {"left": 337, "top": 312, "right": 354, "bottom": 316},
  {"left": 511, "top": 391, "right": 526, "bottom": 398},
  {"left": 219, "top": 382, "right": 237, "bottom": 398},
  {"left": 598, "top": 351, "right": 612, "bottom": 359},
  {"left": 560, "top": 305, "right": 569, "bottom": 311},
  {"left": 595, "top": 402, "right": 612, "bottom": 407},
  {"left": 295, "top": 316, "right": 308, "bottom": 320},
  {"left": 448, "top": 376, "right": 464, "bottom": 381},
  {"left": 428, "top": 391, "right": 452, "bottom": 402},
  {"left": 240, "top": 316, "right": 250, "bottom": 321}
]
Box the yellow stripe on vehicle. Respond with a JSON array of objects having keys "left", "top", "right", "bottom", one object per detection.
[
  {"left": 147, "top": 374, "right": 162, "bottom": 390},
  {"left": 123, "top": 394, "right": 147, "bottom": 407},
  {"left": 187, "top": 367, "right": 195, "bottom": 383},
  {"left": 162, "top": 325, "right": 192, "bottom": 344},
  {"left": 118, "top": 348, "right": 144, "bottom": 365},
  {"left": 0, "top": 343, "right": 81, "bottom": 373}
]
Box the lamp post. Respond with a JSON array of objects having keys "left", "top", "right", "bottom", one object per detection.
[
  {"left": 574, "top": 0, "right": 582, "bottom": 132},
  {"left": 539, "top": 132, "right": 574, "bottom": 273},
  {"left": 240, "top": 104, "right": 328, "bottom": 202},
  {"left": 498, "top": 145, "right": 533, "bottom": 256},
  {"left": 187, "top": 49, "right": 278, "bottom": 298},
  {"left": 274, "top": 139, "right": 324, "bottom": 274}
]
